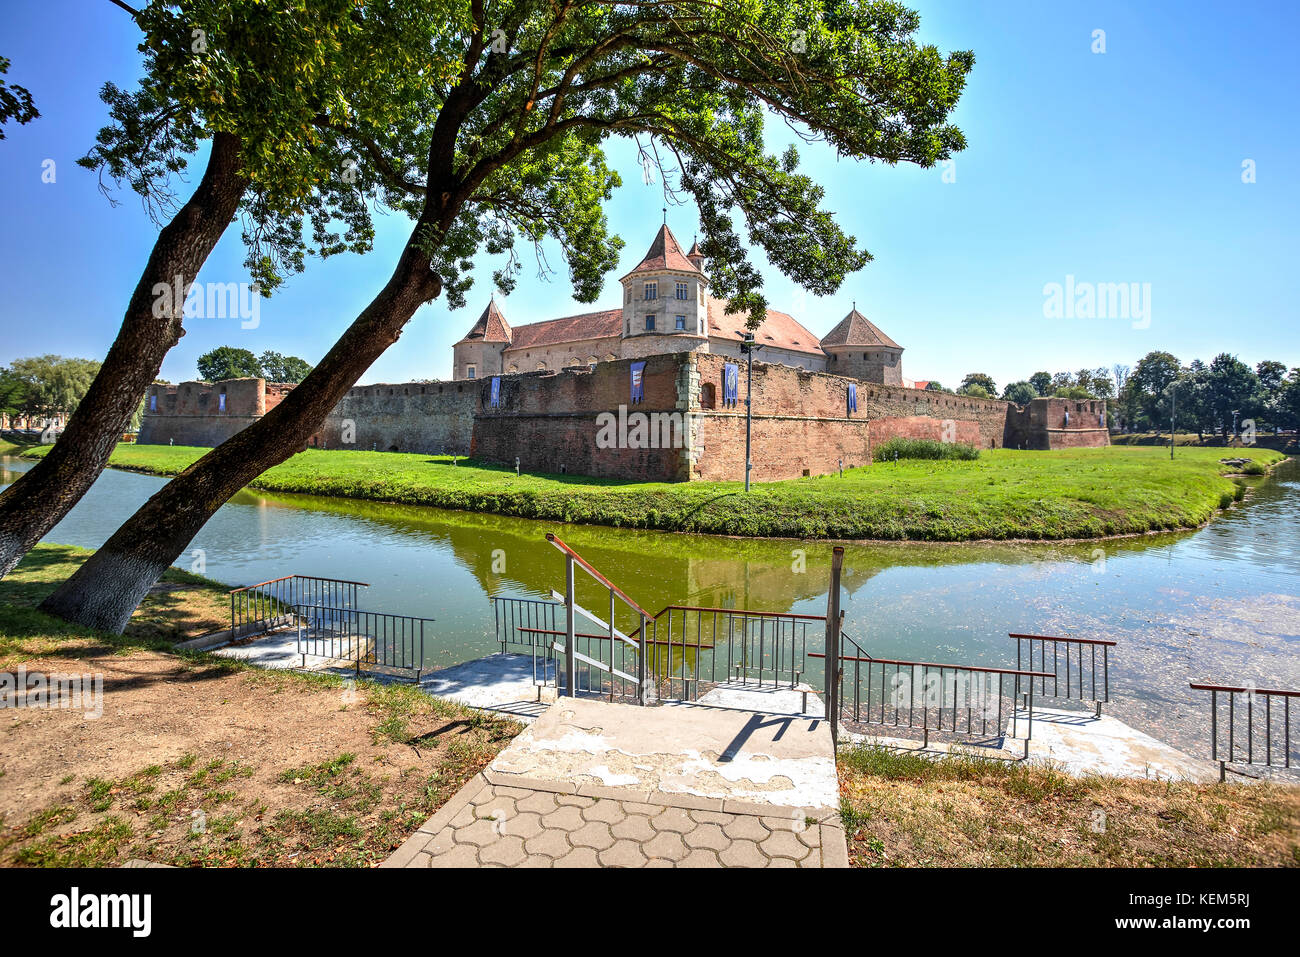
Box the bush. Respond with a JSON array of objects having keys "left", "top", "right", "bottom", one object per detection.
[
  {"left": 1241, "top": 460, "right": 1267, "bottom": 475},
  {"left": 872, "top": 437, "right": 980, "bottom": 462}
]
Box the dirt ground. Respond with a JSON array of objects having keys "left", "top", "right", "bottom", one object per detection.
[{"left": 0, "top": 647, "right": 520, "bottom": 867}]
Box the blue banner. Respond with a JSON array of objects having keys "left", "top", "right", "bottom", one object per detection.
[
  {"left": 630, "top": 362, "right": 645, "bottom": 404},
  {"left": 489, "top": 376, "right": 501, "bottom": 408},
  {"left": 847, "top": 382, "right": 857, "bottom": 414},
  {"left": 1099, "top": 409, "right": 1106, "bottom": 428},
  {"left": 723, "top": 363, "right": 739, "bottom": 407}
]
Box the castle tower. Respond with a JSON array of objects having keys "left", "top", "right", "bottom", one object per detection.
[
  {"left": 618, "top": 225, "right": 710, "bottom": 358},
  {"left": 686, "top": 238, "right": 706, "bottom": 272},
  {"left": 820, "top": 306, "right": 904, "bottom": 385},
  {"left": 453, "top": 298, "right": 512, "bottom": 380}
]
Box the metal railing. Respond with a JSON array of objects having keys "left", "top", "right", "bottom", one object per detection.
[
  {"left": 1011, "top": 633, "right": 1114, "bottom": 714},
  {"left": 546, "top": 533, "right": 649, "bottom": 704},
  {"left": 636, "top": 606, "right": 824, "bottom": 702},
  {"left": 1190, "top": 682, "right": 1298, "bottom": 781},
  {"left": 229, "top": 574, "right": 367, "bottom": 638},
  {"left": 491, "top": 595, "right": 561, "bottom": 688},
  {"left": 815, "top": 635, "right": 1053, "bottom": 758},
  {"left": 296, "top": 604, "right": 430, "bottom": 681}
]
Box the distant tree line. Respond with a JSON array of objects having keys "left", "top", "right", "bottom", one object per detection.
[
  {"left": 0, "top": 356, "right": 101, "bottom": 426},
  {"left": 196, "top": 347, "right": 314, "bottom": 384},
  {"left": 941, "top": 353, "right": 1298, "bottom": 437}
]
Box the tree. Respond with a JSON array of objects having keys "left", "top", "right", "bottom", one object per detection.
[
  {"left": 0, "top": 55, "right": 38, "bottom": 140},
  {"left": 41, "top": 0, "right": 976, "bottom": 632},
  {"left": 958, "top": 383, "right": 991, "bottom": 399},
  {"left": 959, "top": 372, "right": 996, "bottom": 397},
  {"left": 1029, "top": 371, "right": 1051, "bottom": 396},
  {"left": 0, "top": 0, "right": 440, "bottom": 578},
  {"left": 1002, "top": 380, "right": 1036, "bottom": 405},
  {"left": 1202, "top": 353, "right": 1259, "bottom": 441},
  {"left": 1277, "top": 368, "right": 1300, "bottom": 433},
  {"left": 1255, "top": 360, "right": 1288, "bottom": 430},
  {"left": 1129, "top": 351, "right": 1181, "bottom": 433},
  {"left": 258, "top": 351, "right": 314, "bottom": 384},
  {"left": 7, "top": 356, "right": 102, "bottom": 421},
  {"left": 924, "top": 381, "right": 947, "bottom": 392},
  {"left": 197, "top": 346, "right": 262, "bottom": 382},
  {"left": 0, "top": 369, "right": 27, "bottom": 424}
]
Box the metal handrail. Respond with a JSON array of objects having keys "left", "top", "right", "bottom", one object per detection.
[
  {"left": 230, "top": 574, "right": 370, "bottom": 594},
  {"left": 1011, "top": 632, "right": 1114, "bottom": 711},
  {"left": 546, "top": 533, "right": 650, "bottom": 703},
  {"left": 1190, "top": 682, "right": 1296, "bottom": 781},
  {"left": 295, "top": 603, "right": 429, "bottom": 681},
  {"left": 229, "top": 574, "right": 367, "bottom": 639}
]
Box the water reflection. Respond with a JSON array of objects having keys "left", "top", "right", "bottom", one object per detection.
[{"left": 3, "top": 455, "right": 1297, "bottom": 757}]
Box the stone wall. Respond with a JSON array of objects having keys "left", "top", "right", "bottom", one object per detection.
[
  {"left": 1005, "top": 397, "right": 1110, "bottom": 450},
  {"left": 311, "top": 381, "right": 477, "bottom": 454},
  {"left": 471, "top": 355, "right": 686, "bottom": 480},
  {"left": 138, "top": 378, "right": 285, "bottom": 447}
]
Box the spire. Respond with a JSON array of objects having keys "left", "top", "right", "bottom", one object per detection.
[
  {"left": 820, "top": 305, "right": 901, "bottom": 350},
  {"left": 687, "top": 236, "right": 705, "bottom": 272},
  {"left": 457, "top": 298, "right": 512, "bottom": 344},
  {"left": 620, "top": 224, "right": 705, "bottom": 281}
]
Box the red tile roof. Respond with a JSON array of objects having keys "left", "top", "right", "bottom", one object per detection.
[
  {"left": 620, "top": 224, "right": 704, "bottom": 280},
  {"left": 504, "top": 309, "right": 623, "bottom": 351},
  {"left": 819, "top": 308, "right": 900, "bottom": 350},
  {"left": 705, "top": 296, "right": 823, "bottom": 355},
  {"left": 457, "top": 299, "right": 512, "bottom": 343}
]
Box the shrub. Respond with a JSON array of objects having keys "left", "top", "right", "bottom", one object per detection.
[
  {"left": 873, "top": 437, "right": 980, "bottom": 462},
  {"left": 1241, "top": 460, "right": 1267, "bottom": 475}
]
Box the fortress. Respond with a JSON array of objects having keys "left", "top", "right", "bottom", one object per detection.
[{"left": 138, "top": 225, "right": 1108, "bottom": 480}]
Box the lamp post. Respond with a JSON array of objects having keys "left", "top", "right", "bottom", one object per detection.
[
  {"left": 1169, "top": 380, "right": 1177, "bottom": 460},
  {"left": 740, "top": 332, "right": 764, "bottom": 491}
]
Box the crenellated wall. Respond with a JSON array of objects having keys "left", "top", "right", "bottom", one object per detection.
[{"left": 136, "top": 357, "right": 1107, "bottom": 480}]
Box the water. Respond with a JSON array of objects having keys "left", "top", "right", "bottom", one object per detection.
[{"left": 3, "top": 455, "right": 1297, "bottom": 757}]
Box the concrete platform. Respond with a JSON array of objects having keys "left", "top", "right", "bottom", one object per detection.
[
  {"left": 419, "top": 653, "right": 556, "bottom": 722},
  {"left": 689, "top": 680, "right": 825, "bottom": 717},
  {"left": 384, "top": 696, "right": 847, "bottom": 868},
  {"left": 842, "top": 706, "right": 1217, "bottom": 782}
]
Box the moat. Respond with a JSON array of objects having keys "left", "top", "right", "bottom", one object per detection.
[{"left": 3, "top": 455, "right": 1298, "bottom": 759}]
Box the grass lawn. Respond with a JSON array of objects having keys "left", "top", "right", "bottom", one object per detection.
[
  {"left": 21, "top": 440, "right": 1289, "bottom": 540},
  {"left": 839, "top": 744, "right": 1300, "bottom": 867},
  {"left": 0, "top": 543, "right": 521, "bottom": 867}
]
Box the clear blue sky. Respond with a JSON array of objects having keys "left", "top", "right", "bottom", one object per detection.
[{"left": 1, "top": 0, "right": 1296, "bottom": 389}]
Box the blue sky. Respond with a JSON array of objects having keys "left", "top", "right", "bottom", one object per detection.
[{"left": 1, "top": 0, "right": 1296, "bottom": 389}]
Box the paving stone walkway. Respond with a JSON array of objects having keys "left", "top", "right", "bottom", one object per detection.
[
  {"left": 382, "top": 772, "right": 846, "bottom": 868},
  {"left": 383, "top": 695, "right": 847, "bottom": 868}
]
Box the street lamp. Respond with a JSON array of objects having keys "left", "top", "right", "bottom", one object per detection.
[
  {"left": 1168, "top": 380, "right": 1178, "bottom": 460},
  {"left": 739, "top": 332, "right": 764, "bottom": 492}
]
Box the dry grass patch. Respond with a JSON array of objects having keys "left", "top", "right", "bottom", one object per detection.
[{"left": 839, "top": 745, "right": 1300, "bottom": 867}]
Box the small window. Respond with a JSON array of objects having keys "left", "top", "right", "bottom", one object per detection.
[
  {"left": 467, "top": 365, "right": 476, "bottom": 379},
  {"left": 675, "top": 315, "right": 686, "bottom": 330},
  {"left": 701, "top": 383, "right": 717, "bottom": 409},
  {"left": 644, "top": 282, "right": 657, "bottom": 300},
  {"left": 675, "top": 282, "right": 688, "bottom": 300},
  {"left": 644, "top": 315, "right": 656, "bottom": 331}
]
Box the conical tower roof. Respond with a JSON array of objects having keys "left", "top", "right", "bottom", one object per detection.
[
  {"left": 457, "top": 298, "right": 512, "bottom": 344},
  {"left": 620, "top": 224, "right": 704, "bottom": 281},
  {"left": 820, "top": 308, "right": 901, "bottom": 350}
]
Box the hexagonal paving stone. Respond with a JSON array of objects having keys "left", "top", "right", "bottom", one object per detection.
[
  {"left": 454, "top": 818, "right": 505, "bottom": 848},
  {"left": 569, "top": 821, "right": 616, "bottom": 851},
  {"left": 524, "top": 828, "right": 572, "bottom": 859},
  {"left": 552, "top": 846, "right": 601, "bottom": 868},
  {"left": 581, "top": 799, "right": 626, "bottom": 825},
  {"left": 721, "top": 815, "right": 769, "bottom": 843},
  {"left": 759, "top": 829, "right": 810, "bottom": 861},
  {"left": 689, "top": 810, "right": 732, "bottom": 826},
  {"left": 678, "top": 848, "right": 721, "bottom": 868},
  {"left": 611, "top": 814, "right": 657, "bottom": 843},
  {"left": 479, "top": 835, "right": 529, "bottom": 866},
  {"left": 555, "top": 794, "right": 595, "bottom": 808},
  {"left": 643, "top": 831, "right": 689, "bottom": 862},
  {"left": 428, "top": 842, "right": 481, "bottom": 868},
  {"left": 472, "top": 795, "right": 519, "bottom": 820},
  {"left": 684, "top": 822, "right": 729, "bottom": 851},
  {"left": 653, "top": 807, "right": 695, "bottom": 833},
  {"left": 502, "top": 812, "right": 544, "bottom": 841},
  {"left": 718, "top": 839, "right": 766, "bottom": 868},
  {"left": 516, "top": 791, "right": 561, "bottom": 815},
  {"left": 598, "top": 840, "right": 648, "bottom": 868},
  {"left": 620, "top": 801, "right": 660, "bottom": 816},
  {"left": 540, "top": 805, "right": 586, "bottom": 831}
]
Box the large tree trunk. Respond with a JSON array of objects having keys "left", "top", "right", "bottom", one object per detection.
[
  {"left": 37, "top": 236, "right": 443, "bottom": 633},
  {"left": 0, "top": 132, "right": 247, "bottom": 579}
]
